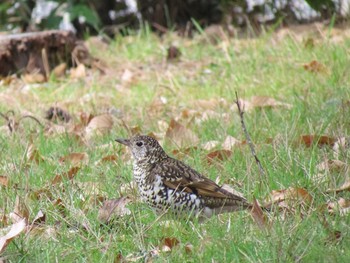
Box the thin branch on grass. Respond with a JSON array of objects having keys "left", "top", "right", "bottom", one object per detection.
[
  {"left": 235, "top": 91, "right": 266, "bottom": 178},
  {"left": 1, "top": 111, "right": 44, "bottom": 132},
  {"left": 18, "top": 115, "right": 44, "bottom": 128}
]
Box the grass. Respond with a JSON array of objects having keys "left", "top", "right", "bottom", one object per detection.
[{"left": 1, "top": 24, "right": 350, "bottom": 262}]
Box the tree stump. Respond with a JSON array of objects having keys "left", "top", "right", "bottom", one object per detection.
[{"left": 0, "top": 30, "right": 88, "bottom": 78}]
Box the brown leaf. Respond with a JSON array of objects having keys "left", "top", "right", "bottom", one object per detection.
[
  {"left": 202, "top": 140, "right": 219, "bottom": 151},
  {"left": 0, "top": 176, "right": 8, "bottom": 187},
  {"left": 206, "top": 150, "right": 232, "bottom": 165},
  {"left": 317, "top": 159, "right": 347, "bottom": 173},
  {"left": 160, "top": 237, "right": 180, "bottom": 252},
  {"left": 326, "top": 181, "right": 350, "bottom": 194},
  {"left": 80, "top": 112, "right": 94, "bottom": 126},
  {"left": 299, "top": 135, "right": 336, "bottom": 147},
  {"left": 192, "top": 98, "right": 225, "bottom": 110},
  {"left": 222, "top": 135, "right": 242, "bottom": 150},
  {"left": 85, "top": 114, "right": 113, "bottom": 139},
  {"left": 22, "top": 73, "right": 46, "bottom": 83},
  {"left": 264, "top": 187, "right": 312, "bottom": 210},
  {"left": 52, "top": 63, "right": 67, "bottom": 78},
  {"left": 98, "top": 197, "right": 132, "bottom": 223},
  {"left": 328, "top": 198, "right": 350, "bottom": 216},
  {"left": 97, "top": 155, "right": 118, "bottom": 164},
  {"left": 250, "top": 96, "right": 292, "bottom": 109},
  {"left": 250, "top": 198, "right": 268, "bottom": 230},
  {"left": 51, "top": 166, "right": 80, "bottom": 185},
  {"left": 165, "top": 119, "right": 199, "bottom": 147},
  {"left": 31, "top": 210, "right": 46, "bottom": 226},
  {"left": 59, "top": 152, "right": 89, "bottom": 166},
  {"left": 70, "top": 64, "right": 86, "bottom": 79},
  {"left": 162, "top": 237, "right": 179, "bottom": 249},
  {"left": 0, "top": 219, "right": 26, "bottom": 254},
  {"left": 121, "top": 69, "right": 134, "bottom": 83},
  {"left": 184, "top": 243, "right": 194, "bottom": 254},
  {"left": 303, "top": 60, "right": 328, "bottom": 74}
]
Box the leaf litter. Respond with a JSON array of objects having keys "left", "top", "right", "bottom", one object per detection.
[{"left": 0, "top": 26, "right": 349, "bottom": 259}]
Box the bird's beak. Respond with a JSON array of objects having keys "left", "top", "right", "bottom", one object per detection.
[{"left": 115, "top": 138, "right": 131, "bottom": 146}]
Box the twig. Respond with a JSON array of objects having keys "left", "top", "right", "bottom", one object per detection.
[
  {"left": 18, "top": 115, "right": 44, "bottom": 128},
  {"left": 152, "top": 22, "right": 168, "bottom": 34},
  {"left": 235, "top": 91, "right": 266, "bottom": 178}
]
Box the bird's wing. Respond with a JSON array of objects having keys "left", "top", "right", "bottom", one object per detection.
[{"left": 154, "top": 158, "right": 243, "bottom": 200}]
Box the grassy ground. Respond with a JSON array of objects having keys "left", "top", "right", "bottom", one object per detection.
[{"left": 1, "top": 24, "right": 350, "bottom": 262}]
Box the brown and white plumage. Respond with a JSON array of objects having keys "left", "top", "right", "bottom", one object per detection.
[{"left": 116, "top": 135, "right": 252, "bottom": 218}]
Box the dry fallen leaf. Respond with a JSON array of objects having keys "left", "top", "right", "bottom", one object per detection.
[
  {"left": 95, "top": 155, "right": 118, "bottom": 165},
  {"left": 234, "top": 97, "right": 292, "bottom": 112},
  {"left": 206, "top": 150, "right": 232, "bottom": 165},
  {"left": 250, "top": 96, "right": 293, "bottom": 109},
  {"left": 326, "top": 180, "right": 350, "bottom": 194},
  {"left": 303, "top": 60, "right": 328, "bottom": 74},
  {"left": 31, "top": 210, "right": 46, "bottom": 226},
  {"left": 70, "top": 64, "right": 86, "bottom": 79},
  {"left": 22, "top": 73, "right": 46, "bottom": 83},
  {"left": 51, "top": 166, "right": 80, "bottom": 185},
  {"left": 79, "top": 112, "right": 94, "bottom": 126},
  {"left": 328, "top": 198, "right": 350, "bottom": 216},
  {"left": 85, "top": 114, "right": 113, "bottom": 139},
  {"left": 59, "top": 152, "right": 89, "bottom": 166},
  {"left": 52, "top": 63, "right": 67, "bottom": 78},
  {"left": 264, "top": 187, "right": 313, "bottom": 211},
  {"left": 192, "top": 98, "right": 227, "bottom": 110},
  {"left": 165, "top": 119, "right": 199, "bottom": 148},
  {"left": 121, "top": 69, "right": 134, "bottom": 83},
  {"left": 250, "top": 198, "right": 268, "bottom": 230},
  {"left": 299, "top": 135, "right": 336, "bottom": 147},
  {"left": 202, "top": 140, "right": 220, "bottom": 151},
  {"left": 0, "top": 176, "right": 8, "bottom": 187},
  {"left": 317, "top": 159, "right": 347, "bottom": 173},
  {"left": 0, "top": 219, "right": 26, "bottom": 254},
  {"left": 98, "top": 197, "right": 132, "bottom": 223},
  {"left": 184, "top": 243, "right": 194, "bottom": 254},
  {"left": 160, "top": 237, "right": 180, "bottom": 252},
  {"left": 222, "top": 135, "right": 242, "bottom": 150}
]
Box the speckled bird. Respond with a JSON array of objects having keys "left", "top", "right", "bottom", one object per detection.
[{"left": 116, "top": 135, "right": 252, "bottom": 218}]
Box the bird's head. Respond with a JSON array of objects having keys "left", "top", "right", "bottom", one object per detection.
[{"left": 116, "top": 135, "right": 167, "bottom": 163}]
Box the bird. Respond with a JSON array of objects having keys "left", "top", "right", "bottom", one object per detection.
[{"left": 116, "top": 135, "right": 252, "bottom": 218}]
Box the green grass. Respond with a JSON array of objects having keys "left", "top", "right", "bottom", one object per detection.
[{"left": 1, "top": 26, "right": 350, "bottom": 262}]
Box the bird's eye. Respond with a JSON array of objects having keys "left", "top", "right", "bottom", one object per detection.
[{"left": 136, "top": 141, "right": 143, "bottom": 147}]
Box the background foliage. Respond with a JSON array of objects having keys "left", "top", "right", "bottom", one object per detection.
[{"left": 0, "top": 0, "right": 346, "bottom": 35}]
